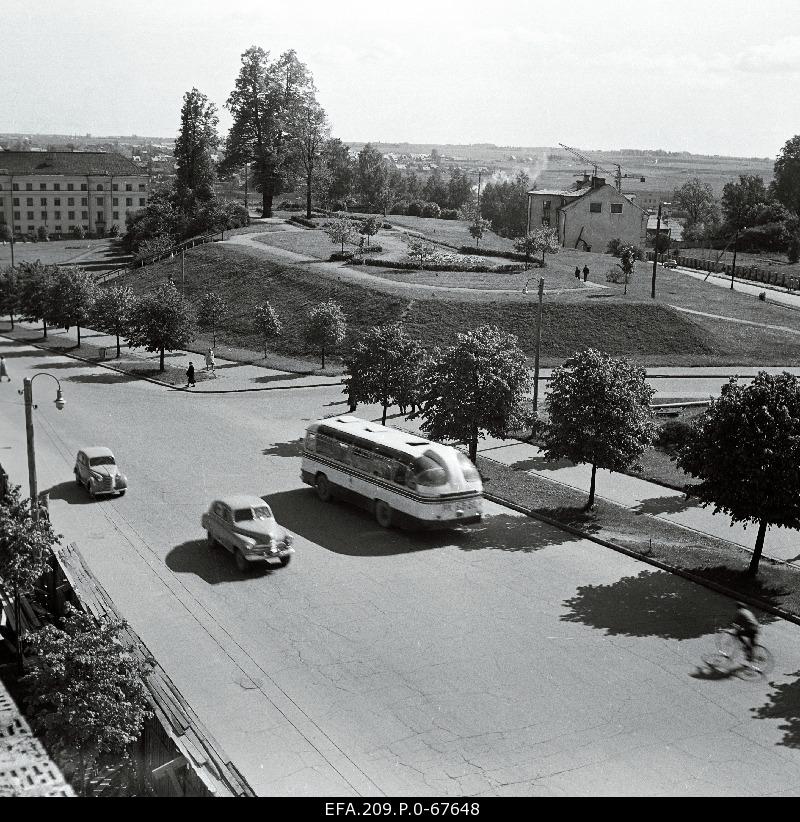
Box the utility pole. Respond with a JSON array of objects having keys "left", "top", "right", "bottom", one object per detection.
[
  {"left": 730, "top": 227, "right": 743, "bottom": 289},
  {"left": 244, "top": 162, "right": 248, "bottom": 215},
  {"left": 650, "top": 201, "right": 670, "bottom": 299},
  {"left": 477, "top": 169, "right": 482, "bottom": 219},
  {"left": 533, "top": 277, "right": 545, "bottom": 414}
]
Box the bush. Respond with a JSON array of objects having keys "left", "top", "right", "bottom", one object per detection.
[
  {"left": 36, "top": 226, "right": 49, "bottom": 241},
  {"left": 390, "top": 201, "right": 409, "bottom": 216},
  {"left": 363, "top": 257, "right": 525, "bottom": 273},
  {"left": 363, "top": 244, "right": 383, "bottom": 253},
  {"left": 108, "top": 223, "right": 120, "bottom": 237},
  {"left": 458, "top": 245, "right": 530, "bottom": 263},
  {"left": 406, "top": 201, "right": 424, "bottom": 217},
  {"left": 440, "top": 208, "right": 460, "bottom": 220},
  {"left": 290, "top": 215, "right": 318, "bottom": 229},
  {"left": 788, "top": 235, "right": 800, "bottom": 264},
  {"left": 421, "top": 202, "right": 442, "bottom": 218},
  {"left": 71, "top": 225, "right": 85, "bottom": 240},
  {"left": 654, "top": 419, "right": 693, "bottom": 454},
  {"left": 607, "top": 238, "right": 623, "bottom": 256},
  {"left": 330, "top": 250, "right": 355, "bottom": 261},
  {"left": 759, "top": 291, "right": 766, "bottom": 301},
  {"left": 606, "top": 266, "right": 624, "bottom": 283},
  {"left": 279, "top": 200, "right": 303, "bottom": 210}
]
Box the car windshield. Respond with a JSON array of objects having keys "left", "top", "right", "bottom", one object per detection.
[
  {"left": 234, "top": 505, "right": 272, "bottom": 522},
  {"left": 89, "top": 456, "right": 115, "bottom": 466}
]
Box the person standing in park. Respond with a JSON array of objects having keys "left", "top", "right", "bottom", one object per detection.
[
  {"left": 0, "top": 356, "right": 9, "bottom": 382},
  {"left": 205, "top": 348, "right": 216, "bottom": 376},
  {"left": 186, "top": 361, "right": 196, "bottom": 388},
  {"left": 583, "top": 264, "right": 590, "bottom": 282}
]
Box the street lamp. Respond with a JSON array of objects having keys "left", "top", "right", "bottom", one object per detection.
[
  {"left": 523, "top": 276, "right": 546, "bottom": 416},
  {"left": 18, "top": 374, "right": 66, "bottom": 521},
  {"left": 650, "top": 201, "right": 671, "bottom": 299}
]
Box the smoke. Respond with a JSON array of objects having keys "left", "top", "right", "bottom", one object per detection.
[{"left": 476, "top": 151, "right": 550, "bottom": 191}]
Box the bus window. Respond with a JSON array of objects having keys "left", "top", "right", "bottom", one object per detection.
[
  {"left": 392, "top": 462, "right": 408, "bottom": 486},
  {"left": 305, "top": 432, "right": 317, "bottom": 451},
  {"left": 412, "top": 452, "right": 448, "bottom": 487},
  {"left": 456, "top": 452, "right": 480, "bottom": 483}
]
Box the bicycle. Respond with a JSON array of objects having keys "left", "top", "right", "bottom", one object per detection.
[{"left": 704, "top": 628, "right": 774, "bottom": 679}]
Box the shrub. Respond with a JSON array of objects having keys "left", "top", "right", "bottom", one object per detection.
[
  {"left": 36, "top": 226, "right": 49, "bottom": 241},
  {"left": 390, "top": 201, "right": 409, "bottom": 215},
  {"left": 440, "top": 208, "right": 460, "bottom": 220},
  {"left": 606, "top": 266, "right": 624, "bottom": 283},
  {"left": 654, "top": 419, "right": 693, "bottom": 454},
  {"left": 759, "top": 291, "right": 766, "bottom": 301},
  {"left": 71, "top": 225, "right": 85, "bottom": 240},
  {"left": 407, "top": 200, "right": 424, "bottom": 217},
  {"left": 421, "top": 202, "right": 442, "bottom": 218},
  {"left": 607, "top": 238, "right": 623, "bottom": 256},
  {"left": 290, "top": 215, "right": 318, "bottom": 229},
  {"left": 330, "top": 250, "right": 355, "bottom": 261},
  {"left": 108, "top": 223, "right": 120, "bottom": 237},
  {"left": 363, "top": 244, "right": 383, "bottom": 253}
]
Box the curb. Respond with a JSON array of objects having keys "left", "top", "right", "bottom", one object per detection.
[
  {"left": 1, "top": 333, "right": 343, "bottom": 394},
  {"left": 483, "top": 490, "right": 800, "bottom": 628}
]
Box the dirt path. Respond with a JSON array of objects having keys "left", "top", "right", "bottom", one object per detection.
[{"left": 669, "top": 304, "right": 800, "bottom": 336}]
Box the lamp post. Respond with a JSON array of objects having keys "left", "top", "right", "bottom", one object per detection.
[
  {"left": 730, "top": 226, "right": 745, "bottom": 289},
  {"left": 650, "top": 201, "right": 671, "bottom": 299},
  {"left": 523, "top": 276, "right": 546, "bottom": 416}
]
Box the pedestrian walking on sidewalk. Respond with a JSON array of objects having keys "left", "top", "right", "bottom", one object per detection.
[
  {"left": 186, "top": 361, "right": 196, "bottom": 387},
  {"left": 574, "top": 266, "right": 581, "bottom": 280},
  {"left": 583, "top": 264, "right": 590, "bottom": 282},
  {"left": 205, "top": 348, "right": 216, "bottom": 376},
  {"left": 0, "top": 356, "right": 9, "bottom": 382}
]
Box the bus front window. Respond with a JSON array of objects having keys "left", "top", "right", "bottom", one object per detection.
[
  {"left": 456, "top": 452, "right": 480, "bottom": 483},
  {"left": 413, "top": 452, "right": 448, "bottom": 487}
]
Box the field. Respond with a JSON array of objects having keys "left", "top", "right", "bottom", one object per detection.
[
  {"left": 110, "top": 242, "right": 800, "bottom": 368},
  {"left": 0, "top": 236, "right": 128, "bottom": 270}
]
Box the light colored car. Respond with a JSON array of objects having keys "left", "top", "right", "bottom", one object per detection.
[
  {"left": 201, "top": 495, "right": 294, "bottom": 571},
  {"left": 74, "top": 447, "right": 127, "bottom": 498},
  {"left": 662, "top": 258, "right": 678, "bottom": 268}
]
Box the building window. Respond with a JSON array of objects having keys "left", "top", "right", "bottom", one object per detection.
[
  {"left": 55, "top": 225, "right": 62, "bottom": 232},
  {"left": 611, "top": 203, "right": 623, "bottom": 214},
  {"left": 139, "top": 198, "right": 145, "bottom": 206},
  {"left": 67, "top": 183, "right": 74, "bottom": 191},
  {"left": 28, "top": 226, "right": 35, "bottom": 233},
  {"left": 81, "top": 198, "right": 87, "bottom": 206},
  {"left": 81, "top": 211, "right": 88, "bottom": 219},
  {"left": 40, "top": 198, "right": 47, "bottom": 206},
  {"left": 125, "top": 184, "right": 132, "bottom": 191},
  {"left": 12, "top": 184, "right": 19, "bottom": 191},
  {"left": 112, "top": 184, "right": 118, "bottom": 191},
  {"left": 13, "top": 198, "right": 19, "bottom": 206},
  {"left": 97, "top": 184, "right": 104, "bottom": 191},
  {"left": 26, "top": 183, "right": 32, "bottom": 191},
  {"left": 68, "top": 211, "right": 75, "bottom": 220},
  {"left": 54, "top": 198, "right": 61, "bottom": 206},
  {"left": 590, "top": 202, "right": 602, "bottom": 213},
  {"left": 68, "top": 197, "right": 74, "bottom": 206},
  {"left": 138, "top": 184, "right": 146, "bottom": 191},
  {"left": 26, "top": 198, "right": 33, "bottom": 206},
  {"left": 54, "top": 211, "right": 61, "bottom": 220},
  {"left": 54, "top": 183, "right": 60, "bottom": 191},
  {"left": 96, "top": 212, "right": 104, "bottom": 223},
  {"left": 80, "top": 183, "right": 87, "bottom": 191},
  {"left": 41, "top": 211, "right": 47, "bottom": 221},
  {"left": 542, "top": 200, "right": 551, "bottom": 210},
  {"left": 126, "top": 198, "right": 132, "bottom": 206},
  {"left": 113, "top": 211, "right": 119, "bottom": 220},
  {"left": 27, "top": 212, "right": 34, "bottom": 220},
  {"left": 13, "top": 212, "right": 20, "bottom": 221},
  {"left": 97, "top": 197, "right": 104, "bottom": 205},
  {"left": 0, "top": 198, "right": 3, "bottom": 206},
  {"left": 113, "top": 198, "right": 118, "bottom": 206},
  {"left": 40, "top": 183, "right": 46, "bottom": 190}
]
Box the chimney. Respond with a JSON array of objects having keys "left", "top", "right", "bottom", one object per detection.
[{"left": 592, "top": 176, "right": 605, "bottom": 189}]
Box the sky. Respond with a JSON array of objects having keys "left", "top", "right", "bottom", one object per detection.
[{"left": 3, "top": 0, "right": 799, "bottom": 158}]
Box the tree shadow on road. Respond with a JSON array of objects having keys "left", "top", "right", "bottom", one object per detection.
[
  {"left": 66, "top": 371, "right": 137, "bottom": 384},
  {"left": 262, "top": 438, "right": 305, "bottom": 458},
  {"left": 27, "top": 358, "right": 93, "bottom": 369},
  {"left": 165, "top": 538, "right": 273, "bottom": 584},
  {"left": 633, "top": 494, "right": 700, "bottom": 516},
  {"left": 251, "top": 373, "right": 306, "bottom": 385},
  {"left": 509, "top": 455, "right": 574, "bottom": 472},
  {"left": 752, "top": 673, "right": 800, "bottom": 749}
]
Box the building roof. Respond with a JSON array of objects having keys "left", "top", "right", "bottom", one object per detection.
[
  {"left": 0, "top": 151, "right": 146, "bottom": 176},
  {"left": 528, "top": 188, "right": 585, "bottom": 197}
]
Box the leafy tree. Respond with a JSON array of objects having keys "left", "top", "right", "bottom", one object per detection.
[
  {"left": 196, "top": 292, "right": 228, "bottom": 347},
  {"left": 771, "top": 134, "right": 800, "bottom": 217},
  {"left": 17, "top": 261, "right": 59, "bottom": 338},
  {"left": 469, "top": 217, "right": 491, "bottom": 248},
  {"left": 174, "top": 87, "right": 219, "bottom": 209},
  {"left": 0, "top": 266, "right": 20, "bottom": 328},
  {"left": 91, "top": 285, "right": 135, "bottom": 358},
  {"left": 71, "top": 225, "right": 85, "bottom": 240},
  {"left": 0, "top": 223, "right": 11, "bottom": 243},
  {"left": 721, "top": 175, "right": 770, "bottom": 231},
  {"left": 676, "top": 372, "right": 800, "bottom": 576},
  {"left": 222, "top": 47, "right": 317, "bottom": 217},
  {"left": 359, "top": 216, "right": 381, "bottom": 249},
  {"left": 673, "top": 177, "right": 719, "bottom": 234},
  {"left": 123, "top": 189, "right": 182, "bottom": 254},
  {"left": 419, "top": 325, "right": 531, "bottom": 463},
  {"left": 253, "top": 301, "right": 283, "bottom": 358},
  {"left": 542, "top": 349, "right": 656, "bottom": 509},
  {"left": 133, "top": 234, "right": 175, "bottom": 263},
  {"left": 344, "top": 323, "right": 418, "bottom": 425},
  {"left": 618, "top": 245, "right": 636, "bottom": 295},
  {"left": 50, "top": 266, "right": 97, "bottom": 347},
  {"left": 480, "top": 171, "right": 530, "bottom": 238},
  {"left": 314, "top": 137, "right": 355, "bottom": 210},
  {"left": 24, "top": 603, "right": 152, "bottom": 795},
  {"left": 37, "top": 226, "right": 49, "bottom": 242},
  {"left": 526, "top": 226, "right": 560, "bottom": 266},
  {"left": 305, "top": 299, "right": 346, "bottom": 369},
  {"left": 0, "top": 483, "right": 60, "bottom": 671},
  {"left": 447, "top": 168, "right": 475, "bottom": 211},
  {"left": 294, "top": 95, "right": 329, "bottom": 219},
  {"left": 404, "top": 235, "right": 437, "bottom": 267},
  {"left": 323, "top": 213, "right": 358, "bottom": 253},
  {"left": 355, "top": 143, "right": 388, "bottom": 211},
  {"left": 125, "top": 280, "right": 196, "bottom": 371},
  {"left": 422, "top": 168, "right": 448, "bottom": 207}
]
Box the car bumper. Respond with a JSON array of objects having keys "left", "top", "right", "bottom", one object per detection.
[{"left": 243, "top": 544, "right": 294, "bottom": 563}]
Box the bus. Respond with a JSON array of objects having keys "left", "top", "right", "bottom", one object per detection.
[{"left": 301, "top": 416, "right": 483, "bottom": 529}]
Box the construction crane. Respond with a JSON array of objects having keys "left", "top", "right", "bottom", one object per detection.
[{"left": 558, "top": 143, "right": 645, "bottom": 193}]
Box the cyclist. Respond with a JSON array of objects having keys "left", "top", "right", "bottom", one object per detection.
[{"left": 732, "top": 601, "right": 760, "bottom": 662}]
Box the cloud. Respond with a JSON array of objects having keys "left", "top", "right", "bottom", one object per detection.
[{"left": 734, "top": 36, "right": 800, "bottom": 74}]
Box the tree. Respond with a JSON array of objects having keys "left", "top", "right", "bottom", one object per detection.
[
  {"left": 50, "top": 266, "right": 97, "bottom": 347},
  {"left": 355, "top": 143, "right": 388, "bottom": 212},
  {"left": 123, "top": 190, "right": 182, "bottom": 254},
  {"left": 133, "top": 234, "right": 175, "bottom": 264},
  {"left": 24, "top": 603, "right": 151, "bottom": 795},
  {"left": 422, "top": 168, "right": 448, "bottom": 207},
  {"left": 174, "top": 87, "right": 219, "bottom": 210},
  {"left": 419, "top": 325, "right": 531, "bottom": 463},
  {"left": 222, "top": 47, "right": 317, "bottom": 217},
  {"left": 0, "top": 223, "right": 11, "bottom": 243},
  {"left": 526, "top": 226, "right": 560, "bottom": 266},
  {"left": 404, "top": 234, "right": 437, "bottom": 267},
  {"left": 125, "top": 280, "right": 196, "bottom": 371},
  {"left": 305, "top": 300, "right": 346, "bottom": 369},
  {"left": 323, "top": 213, "right": 358, "bottom": 254},
  {"left": 253, "top": 301, "right": 283, "bottom": 358},
  {"left": 469, "top": 217, "right": 492, "bottom": 249},
  {"left": 721, "top": 175, "right": 770, "bottom": 231},
  {"left": 0, "top": 483, "right": 60, "bottom": 672},
  {"left": 294, "top": 95, "right": 329, "bottom": 219},
  {"left": 17, "top": 261, "right": 58, "bottom": 338},
  {"left": 0, "top": 266, "right": 20, "bottom": 329},
  {"left": 480, "top": 171, "right": 530, "bottom": 238},
  {"left": 359, "top": 216, "right": 381, "bottom": 249},
  {"left": 676, "top": 372, "right": 800, "bottom": 577},
  {"left": 91, "top": 285, "right": 135, "bottom": 358},
  {"left": 618, "top": 245, "right": 636, "bottom": 295},
  {"left": 314, "top": 137, "right": 354, "bottom": 210},
  {"left": 196, "top": 292, "right": 228, "bottom": 347},
  {"left": 447, "top": 168, "right": 474, "bottom": 211},
  {"left": 344, "top": 323, "right": 419, "bottom": 425},
  {"left": 673, "top": 177, "right": 719, "bottom": 233},
  {"left": 541, "top": 349, "right": 656, "bottom": 509},
  {"left": 771, "top": 134, "right": 800, "bottom": 217}
]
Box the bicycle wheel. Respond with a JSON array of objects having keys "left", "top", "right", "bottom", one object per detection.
[
  {"left": 702, "top": 652, "right": 735, "bottom": 673},
  {"left": 737, "top": 645, "right": 775, "bottom": 680},
  {"left": 715, "top": 630, "right": 744, "bottom": 665}
]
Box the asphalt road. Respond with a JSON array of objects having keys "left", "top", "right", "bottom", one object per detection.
[{"left": 2, "top": 339, "right": 800, "bottom": 796}]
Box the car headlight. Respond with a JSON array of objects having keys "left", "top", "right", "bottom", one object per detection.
[{"left": 284, "top": 534, "right": 293, "bottom": 546}]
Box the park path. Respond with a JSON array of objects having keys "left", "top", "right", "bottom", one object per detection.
[{"left": 669, "top": 304, "right": 800, "bottom": 335}]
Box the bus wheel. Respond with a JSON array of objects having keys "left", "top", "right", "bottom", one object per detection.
[
  {"left": 374, "top": 500, "right": 392, "bottom": 528},
  {"left": 315, "top": 474, "right": 332, "bottom": 502}
]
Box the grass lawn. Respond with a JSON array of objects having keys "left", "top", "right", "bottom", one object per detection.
[
  {"left": 381, "top": 214, "right": 516, "bottom": 253},
  {"left": 0, "top": 237, "right": 129, "bottom": 270}
]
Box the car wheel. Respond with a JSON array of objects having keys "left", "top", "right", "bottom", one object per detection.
[
  {"left": 279, "top": 554, "right": 291, "bottom": 568},
  {"left": 118, "top": 489, "right": 126, "bottom": 497},
  {"left": 88, "top": 481, "right": 96, "bottom": 499},
  {"left": 207, "top": 531, "right": 218, "bottom": 549},
  {"left": 235, "top": 550, "right": 249, "bottom": 572},
  {"left": 315, "top": 473, "right": 332, "bottom": 502},
  {"left": 74, "top": 471, "right": 81, "bottom": 486},
  {"left": 374, "top": 500, "right": 392, "bottom": 528}
]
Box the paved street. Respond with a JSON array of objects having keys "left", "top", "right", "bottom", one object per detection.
[{"left": 2, "top": 338, "right": 800, "bottom": 796}]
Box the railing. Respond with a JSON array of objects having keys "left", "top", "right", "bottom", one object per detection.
[{"left": 645, "top": 251, "right": 800, "bottom": 291}]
